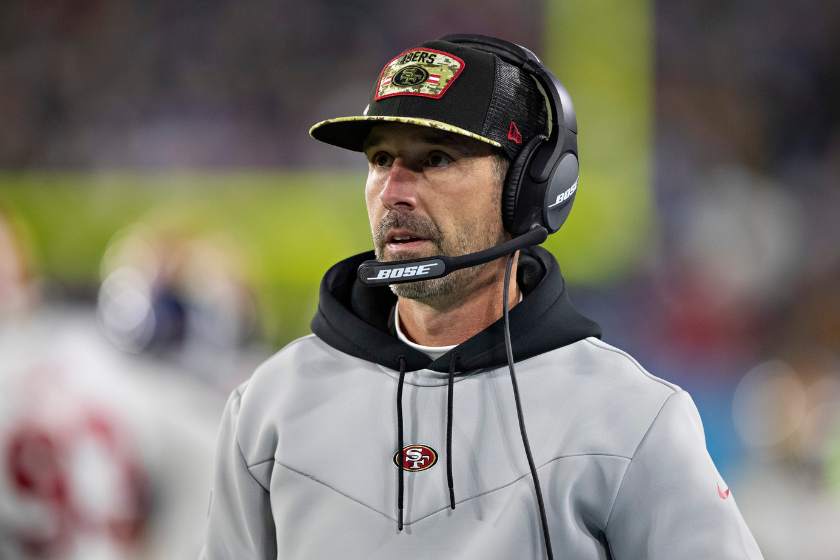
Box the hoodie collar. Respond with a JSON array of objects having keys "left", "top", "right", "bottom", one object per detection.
[{"left": 310, "top": 246, "right": 601, "bottom": 373}]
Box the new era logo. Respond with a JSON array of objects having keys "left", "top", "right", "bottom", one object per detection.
[{"left": 508, "top": 121, "right": 522, "bottom": 144}]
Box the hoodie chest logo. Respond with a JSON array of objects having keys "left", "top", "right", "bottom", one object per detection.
[{"left": 393, "top": 445, "right": 437, "bottom": 472}]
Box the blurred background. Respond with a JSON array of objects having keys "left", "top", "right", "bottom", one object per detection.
[{"left": 0, "top": 0, "right": 838, "bottom": 558}]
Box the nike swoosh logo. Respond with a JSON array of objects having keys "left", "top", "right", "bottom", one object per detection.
[{"left": 718, "top": 483, "right": 730, "bottom": 499}]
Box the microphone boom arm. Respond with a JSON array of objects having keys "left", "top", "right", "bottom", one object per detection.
[{"left": 357, "top": 227, "right": 548, "bottom": 286}]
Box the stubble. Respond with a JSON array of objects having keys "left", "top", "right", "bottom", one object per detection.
[{"left": 373, "top": 209, "right": 506, "bottom": 304}]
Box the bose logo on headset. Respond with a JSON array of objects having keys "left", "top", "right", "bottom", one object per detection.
[
  {"left": 547, "top": 179, "right": 578, "bottom": 209},
  {"left": 371, "top": 261, "right": 443, "bottom": 281}
]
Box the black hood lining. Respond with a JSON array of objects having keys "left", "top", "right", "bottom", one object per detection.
[{"left": 311, "top": 246, "right": 601, "bottom": 373}]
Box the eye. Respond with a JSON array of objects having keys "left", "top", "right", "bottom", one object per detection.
[
  {"left": 372, "top": 153, "right": 393, "bottom": 167},
  {"left": 426, "top": 153, "right": 451, "bottom": 167}
]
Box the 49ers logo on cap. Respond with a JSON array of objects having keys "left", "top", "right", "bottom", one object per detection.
[
  {"left": 393, "top": 445, "right": 438, "bottom": 472},
  {"left": 393, "top": 66, "right": 429, "bottom": 87},
  {"left": 376, "top": 48, "right": 464, "bottom": 101}
]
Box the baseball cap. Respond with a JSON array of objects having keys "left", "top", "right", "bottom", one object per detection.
[{"left": 309, "top": 39, "right": 548, "bottom": 160}]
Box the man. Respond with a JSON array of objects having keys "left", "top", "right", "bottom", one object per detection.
[{"left": 201, "top": 36, "right": 763, "bottom": 559}]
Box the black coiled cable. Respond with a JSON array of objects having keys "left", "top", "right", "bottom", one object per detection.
[{"left": 503, "top": 254, "right": 554, "bottom": 560}]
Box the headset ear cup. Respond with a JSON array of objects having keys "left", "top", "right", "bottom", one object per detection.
[{"left": 502, "top": 135, "right": 544, "bottom": 232}]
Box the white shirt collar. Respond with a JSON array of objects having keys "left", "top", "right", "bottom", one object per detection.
[{"left": 394, "top": 292, "right": 523, "bottom": 361}]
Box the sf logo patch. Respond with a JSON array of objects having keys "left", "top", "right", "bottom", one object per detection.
[
  {"left": 376, "top": 48, "right": 464, "bottom": 101},
  {"left": 393, "top": 445, "right": 438, "bottom": 472},
  {"left": 393, "top": 65, "right": 429, "bottom": 87}
]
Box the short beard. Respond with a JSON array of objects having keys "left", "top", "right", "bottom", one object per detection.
[{"left": 373, "top": 210, "right": 506, "bottom": 305}]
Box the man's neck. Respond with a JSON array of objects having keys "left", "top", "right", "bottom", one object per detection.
[{"left": 397, "top": 256, "right": 521, "bottom": 347}]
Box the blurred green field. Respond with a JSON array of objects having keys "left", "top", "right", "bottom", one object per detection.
[
  {"left": 0, "top": 170, "right": 652, "bottom": 347},
  {"left": 1, "top": 172, "right": 372, "bottom": 346}
]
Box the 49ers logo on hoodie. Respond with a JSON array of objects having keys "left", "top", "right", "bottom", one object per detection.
[{"left": 393, "top": 445, "right": 438, "bottom": 472}]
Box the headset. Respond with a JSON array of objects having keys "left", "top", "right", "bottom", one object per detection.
[
  {"left": 357, "top": 33, "right": 578, "bottom": 287},
  {"left": 445, "top": 34, "right": 579, "bottom": 237}
]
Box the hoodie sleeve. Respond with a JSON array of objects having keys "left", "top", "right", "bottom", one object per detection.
[
  {"left": 200, "top": 387, "right": 277, "bottom": 560},
  {"left": 605, "top": 390, "right": 763, "bottom": 560}
]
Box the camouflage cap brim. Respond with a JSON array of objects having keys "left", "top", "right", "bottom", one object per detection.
[{"left": 309, "top": 116, "right": 502, "bottom": 153}]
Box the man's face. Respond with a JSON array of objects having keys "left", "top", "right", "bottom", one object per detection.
[{"left": 363, "top": 123, "right": 507, "bottom": 302}]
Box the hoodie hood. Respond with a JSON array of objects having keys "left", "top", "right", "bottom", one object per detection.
[{"left": 311, "top": 246, "right": 601, "bottom": 372}]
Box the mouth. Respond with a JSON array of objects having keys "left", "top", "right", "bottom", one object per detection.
[{"left": 385, "top": 230, "right": 432, "bottom": 253}]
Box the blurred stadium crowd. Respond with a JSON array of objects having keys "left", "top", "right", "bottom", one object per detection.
[
  {"left": 1, "top": 0, "right": 840, "bottom": 559},
  {"left": 0, "top": 0, "right": 540, "bottom": 169}
]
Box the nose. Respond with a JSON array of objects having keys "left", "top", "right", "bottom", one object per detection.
[{"left": 379, "top": 157, "right": 420, "bottom": 211}]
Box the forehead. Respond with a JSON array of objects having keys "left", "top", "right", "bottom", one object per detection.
[{"left": 362, "top": 123, "right": 491, "bottom": 156}]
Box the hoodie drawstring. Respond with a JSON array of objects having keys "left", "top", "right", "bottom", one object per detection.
[
  {"left": 446, "top": 351, "right": 461, "bottom": 510},
  {"left": 396, "top": 355, "right": 407, "bottom": 531},
  {"left": 396, "top": 351, "right": 461, "bottom": 530}
]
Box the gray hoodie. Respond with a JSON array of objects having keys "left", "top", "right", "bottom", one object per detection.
[{"left": 201, "top": 247, "right": 762, "bottom": 559}]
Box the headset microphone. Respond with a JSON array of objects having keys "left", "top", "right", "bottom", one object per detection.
[{"left": 357, "top": 226, "right": 547, "bottom": 286}]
